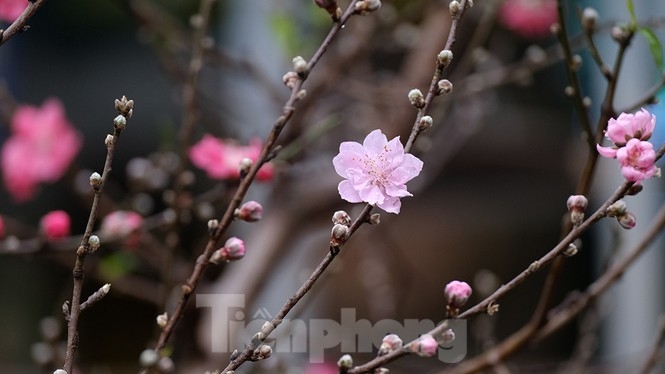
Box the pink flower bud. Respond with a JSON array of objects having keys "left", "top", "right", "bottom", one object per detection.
[
  {"left": 379, "top": 333, "right": 403, "bottom": 355},
  {"left": 212, "top": 237, "right": 246, "bottom": 263},
  {"left": 236, "top": 201, "right": 264, "bottom": 222},
  {"left": 411, "top": 334, "right": 438, "bottom": 357},
  {"left": 566, "top": 195, "right": 588, "bottom": 212},
  {"left": 444, "top": 280, "right": 472, "bottom": 309},
  {"left": 40, "top": 210, "right": 71, "bottom": 240},
  {"left": 617, "top": 212, "right": 636, "bottom": 229}
]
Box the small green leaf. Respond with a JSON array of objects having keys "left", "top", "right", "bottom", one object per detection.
[
  {"left": 626, "top": 0, "right": 637, "bottom": 30},
  {"left": 98, "top": 252, "right": 138, "bottom": 281},
  {"left": 638, "top": 26, "right": 664, "bottom": 71}
]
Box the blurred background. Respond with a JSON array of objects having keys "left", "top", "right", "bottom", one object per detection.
[{"left": 1, "top": 0, "right": 664, "bottom": 373}]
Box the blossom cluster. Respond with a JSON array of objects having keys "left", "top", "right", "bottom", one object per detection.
[
  {"left": 1, "top": 98, "right": 82, "bottom": 202},
  {"left": 597, "top": 108, "right": 660, "bottom": 183}
]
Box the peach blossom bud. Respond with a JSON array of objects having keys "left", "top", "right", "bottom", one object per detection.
[
  {"left": 437, "top": 79, "right": 453, "bottom": 95},
  {"left": 337, "top": 354, "right": 353, "bottom": 369},
  {"left": 113, "top": 115, "right": 127, "bottom": 131},
  {"left": 156, "top": 312, "right": 168, "bottom": 329},
  {"left": 239, "top": 157, "right": 253, "bottom": 179},
  {"left": 441, "top": 329, "right": 455, "bottom": 344},
  {"left": 292, "top": 56, "right": 307, "bottom": 75},
  {"left": 582, "top": 7, "right": 598, "bottom": 32},
  {"left": 105, "top": 134, "right": 114, "bottom": 147},
  {"left": 617, "top": 212, "right": 636, "bottom": 229},
  {"left": 449, "top": 0, "right": 461, "bottom": 17},
  {"left": 40, "top": 211, "right": 71, "bottom": 240},
  {"left": 139, "top": 349, "right": 159, "bottom": 367},
  {"left": 282, "top": 71, "right": 299, "bottom": 88},
  {"left": 332, "top": 210, "right": 351, "bottom": 226},
  {"left": 355, "top": 0, "right": 381, "bottom": 14},
  {"left": 253, "top": 345, "right": 272, "bottom": 360},
  {"left": 438, "top": 50, "right": 453, "bottom": 66},
  {"left": 331, "top": 223, "right": 350, "bottom": 247},
  {"left": 236, "top": 201, "right": 264, "bottom": 222},
  {"left": 223, "top": 237, "right": 246, "bottom": 261},
  {"left": 207, "top": 219, "right": 219, "bottom": 234},
  {"left": 411, "top": 334, "right": 438, "bottom": 357},
  {"left": 408, "top": 89, "right": 425, "bottom": 108},
  {"left": 563, "top": 243, "right": 578, "bottom": 257},
  {"left": 379, "top": 333, "right": 403, "bottom": 355},
  {"left": 88, "top": 235, "right": 100, "bottom": 253},
  {"left": 606, "top": 200, "right": 627, "bottom": 217},
  {"left": 369, "top": 213, "right": 381, "bottom": 225},
  {"left": 626, "top": 184, "right": 644, "bottom": 196},
  {"left": 419, "top": 116, "right": 433, "bottom": 131},
  {"left": 444, "top": 280, "right": 472, "bottom": 309},
  {"left": 567, "top": 195, "right": 588, "bottom": 212},
  {"left": 314, "top": 0, "right": 337, "bottom": 12},
  {"left": 89, "top": 172, "right": 102, "bottom": 190}
]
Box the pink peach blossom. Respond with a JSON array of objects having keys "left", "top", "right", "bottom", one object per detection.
[
  {"left": 189, "top": 134, "right": 274, "bottom": 181},
  {"left": 411, "top": 334, "right": 438, "bottom": 358},
  {"left": 332, "top": 129, "right": 423, "bottom": 214},
  {"left": 605, "top": 108, "right": 655, "bottom": 146},
  {"left": 40, "top": 210, "right": 71, "bottom": 240},
  {"left": 616, "top": 138, "right": 659, "bottom": 182},
  {"left": 1, "top": 98, "right": 82, "bottom": 202},
  {"left": 0, "top": 0, "right": 25, "bottom": 23},
  {"left": 499, "top": 0, "right": 558, "bottom": 39}
]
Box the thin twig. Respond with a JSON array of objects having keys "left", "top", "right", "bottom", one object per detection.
[
  {"left": 0, "top": 0, "right": 48, "bottom": 46},
  {"left": 62, "top": 96, "right": 134, "bottom": 373},
  {"left": 639, "top": 312, "right": 665, "bottom": 374},
  {"left": 153, "top": 0, "right": 364, "bottom": 354}
]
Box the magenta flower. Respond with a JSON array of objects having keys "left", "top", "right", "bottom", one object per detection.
[
  {"left": 332, "top": 129, "right": 423, "bottom": 214},
  {"left": 616, "top": 138, "right": 659, "bottom": 182},
  {"left": 189, "top": 134, "right": 274, "bottom": 181},
  {"left": 40, "top": 210, "right": 71, "bottom": 240},
  {"left": 0, "top": 0, "right": 25, "bottom": 23},
  {"left": 100, "top": 210, "right": 143, "bottom": 247},
  {"left": 1, "top": 98, "right": 82, "bottom": 202},
  {"left": 211, "top": 237, "right": 246, "bottom": 263},
  {"left": 498, "top": 0, "right": 557, "bottom": 39},
  {"left": 605, "top": 108, "right": 655, "bottom": 146}
]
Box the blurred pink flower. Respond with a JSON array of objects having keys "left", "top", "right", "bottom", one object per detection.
[
  {"left": 499, "top": 0, "right": 557, "bottom": 39},
  {"left": 0, "top": 0, "right": 25, "bottom": 23},
  {"left": 40, "top": 210, "right": 71, "bottom": 240},
  {"left": 100, "top": 210, "right": 143, "bottom": 247},
  {"left": 304, "top": 363, "right": 338, "bottom": 374},
  {"left": 1, "top": 98, "right": 82, "bottom": 202},
  {"left": 189, "top": 134, "right": 274, "bottom": 181},
  {"left": 616, "top": 138, "right": 659, "bottom": 182},
  {"left": 332, "top": 129, "right": 423, "bottom": 214},
  {"left": 0, "top": 214, "right": 5, "bottom": 238}
]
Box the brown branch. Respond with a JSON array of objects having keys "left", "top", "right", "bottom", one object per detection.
[
  {"left": 0, "top": 0, "right": 48, "bottom": 46},
  {"left": 62, "top": 96, "right": 134, "bottom": 373}
]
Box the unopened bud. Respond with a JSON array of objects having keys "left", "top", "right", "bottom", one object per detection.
[
  {"left": 444, "top": 280, "right": 472, "bottom": 309},
  {"left": 89, "top": 172, "right": 102, "bottom": 190},
  {"left": 292, "top": 56, "right": 307, "bottom": 75},
  {"left": 408, "top": 89, "right": 425, "bottom": 108},
  {"left": 114, "top": 95, "right": 134, "bottom": 118},
  {"left": 419, "top": 116, "right": 433, "bottom": 131},
  {"left": 211, "top": 237, "right": 246, "bottom": 263},
  {"left": 105, "top": 134, "right": 114, "bottom": 147},
  {"left": 239, "top": 157, "right": 253, "bottom": 179},
  {"left": 567, "top": 195, "right": 587, "bottom": 225},
  {"left": 355, "top": 0, "right": 381, "bottom": 14},
  {"left": 437, "top": 49, "right": 453, "bottom": 66},
  {"left": 411, "top": 334, "right": 438, "bottom": 357},
  {"left": 441, "top": 328, "right": 455, "bottom": 344},
  {"left": 235, "top": 201, "right": 264, "bottom": 222},
  {"left": 332, "top": 210, "right": 351, "bottom": 226},
  {"left": 337, "top": 354, "right": 353, "bottom": 369},
  {"left": 53, "top": 370, "right": 68, "bottom": 374},
  {"left": 207, "top": 219, "right": 219, "bottom": 234},
  {"left": 563, "top": 243, "right": 578, "bottom": 257},
  {"left": 282, "top": 71, "right": 299, "bottom": 88},
  {"left": 449, "top": 0, "right": 461, "bottom": 18},
  {"left": 379, "top": 333, "right": 403, "bottom": 355},
  {"left": 582, "top": 7, "right": 598, "bottom": 32},
  {"left": 156, "top": 312, "right": 168, "bottom": 329},
  {"left": 139, "top": 349, "right": 159, "bottom": 367},
  {"left": 369, "top": 213, "right": 381, "bottom": 225},
  {"left": 437, "top": 79, "right": 453, "bottom": 95},
  {"left": 331, "top": 223, "right": 350, "bottom": 247},
  {"left": 626, "top": 184, "right": 644, "bottom": 196},
  {"left": 252, "top": 345, "right": 272, "bottom": 360},
  {"left": 606, "top": 200, "right": 627, "bottom": 217},
  {"left": 617, "top": 212, "right": 636, "bottom": 229},
  {"left": 611, "top": 26, "right": 629, "bottom": 43},
  {"left": 88, "top": 235, "right": 100, "bottom": 252},
  {"left": 113, "top": 115, "right": 127, "bottom": 131}
]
